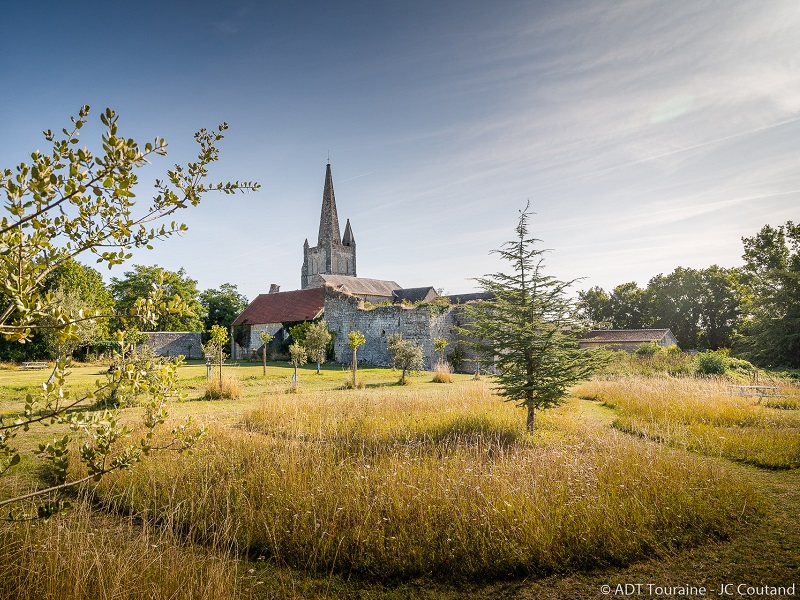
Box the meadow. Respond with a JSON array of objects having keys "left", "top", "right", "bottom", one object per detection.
[{"left": 0, "top": 359, "right": 798, "bottom": 599}]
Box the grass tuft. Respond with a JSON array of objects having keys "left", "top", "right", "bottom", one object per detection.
[
  {"left": 204, "top": 375, "right": 242, "bottom": 400},
  {"left": 432, "top": 361, "right": 453, "bottom": 383}
]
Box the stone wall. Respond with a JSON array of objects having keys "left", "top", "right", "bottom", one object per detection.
[
  {"left": 142, "top": 332, "right": 202, "bottom": 359},
  {"left": 324, "top": 289, "right": 465, "bottom": 370}
]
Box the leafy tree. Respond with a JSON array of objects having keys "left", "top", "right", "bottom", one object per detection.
[
  {"left": 433, "top": 337, "right": 448, "bottom": 365},
  {"left": 695, "top": 266, "right": 747, "bottom": 350},
  {"left": 465, "top": 204, "right": 597, "bottom": 431},
  {"left": 304, "top": 320, "right": 332, "bottom": 374},
  {"left": 288, "top": 321, "right": 312, "bottom": 346},
  {"left": 738, "top": 221, "right": 800, "bottom": 367},
  {"left": 0, "top": 105, "right": 257, "bottom": 517},
  {"left": 202, "top": 324, "right": 229, "bottom": 386},
  {"left": 646, "top": 267, "right": 702, "bottom": 348},
  {"left": 608, "top": 282, "right": 652, "bottom": 330},
  {"left": 577, "top": 286, "right": 613, "bottom": 329},
  {"left": 40, "top": 288, "right": 105, "bottom": 360},
  {"left": 289, "top": 341, "right": 307, "bottom": 389},
  {"left": 387, "top": 334, "right": 424, "bottom": 384},
  {"left": 259, "top": 330, "right": 274, "bottom": 375},
  {"left": 200, "top": 283, "right": 247, "bottom": 333},
  {"left": 347, "top": 330, "right": 366, "bottom": 388},
  {"left": 111, "top": 265, "right": 204, "bottom": 331}
]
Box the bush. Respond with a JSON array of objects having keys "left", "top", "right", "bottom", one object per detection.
[
  {"left": 634, "top": 342, "right": 661, "bottom": 356},
  {"left": 695, "top": 351, "right": 729, "bottom": 375}
]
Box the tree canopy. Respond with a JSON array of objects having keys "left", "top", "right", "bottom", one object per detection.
[
  {"left": 200, "top": 283, "right": 248, "bottom": 333},
  {"left": 738, "top": 221, "right": 800, "bottom": 367},
  {"left": 111, "top": 265, "right": 204, "bottom": 332}
]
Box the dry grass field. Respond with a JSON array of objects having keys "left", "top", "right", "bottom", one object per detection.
[{"left": 0, "top": 360, "right": 798, "bottom": 599}]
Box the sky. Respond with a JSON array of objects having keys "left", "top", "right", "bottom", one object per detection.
[{"left": 1, "top": 0, "right": 798, "bottom": 301}]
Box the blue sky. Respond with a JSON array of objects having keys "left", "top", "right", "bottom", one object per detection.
[{"left": 2, "top": 1, "right": 799, "bottom": 300}]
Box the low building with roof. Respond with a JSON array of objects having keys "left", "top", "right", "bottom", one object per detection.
[
  {"left": 317, "top": 274, "right": 400, "bottom": 303},
  {"left": 231, "top": 287, "right": 325, "bottom": 357},
  {"left": 578, "top": 329, "right": 678, "bottom": 352},
  {"left": 392, "top": 286, "right": 439, "bottom": 304}
]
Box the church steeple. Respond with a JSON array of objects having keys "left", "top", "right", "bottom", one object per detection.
[
  {"left": 317, "top": 163, "right": 341, "bottom": 247},
  {"left": 301, "top": 162, "right": 357, "bottom": 289}
]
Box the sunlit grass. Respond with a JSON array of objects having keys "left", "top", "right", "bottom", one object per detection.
[
  {"left": 93, "top": 381, "right": 759, "bottom": 580},
  {"left": 575, "top": 377, "right": 800, "bottom": 469},
  {"left": 0, "top": 495, "right": 239, "bottom": 600}
]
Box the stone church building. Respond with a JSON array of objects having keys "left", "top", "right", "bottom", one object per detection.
[{"left": 232, "top": 163, "right": 484, "bottom": 370}]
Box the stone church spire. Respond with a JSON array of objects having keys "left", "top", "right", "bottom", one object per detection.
[
  {"left": 301, "top": 162, "right": 358, "bottom": 289},
  {"left": 317, "top": 163, "right": 342, "bottom": 247}
]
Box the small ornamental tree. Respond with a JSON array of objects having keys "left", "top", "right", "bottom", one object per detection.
[
  {"left": 0, "top": 105, "right": 257, "bottom": 518},
  {"left": 203, "top": 324, "right": 229, "bottom": 386},
  {"left": 347, "top": 330, "right": 366, "bottom": 387},
  {"left": 387, "top": 334, "right": 424, "bottom": 384},
  {"left": 259, "top": 330, "right": 274, "bottom": 375},
  {"left": 305, "top": 320, "right": 332, "bottom": 374},
  {"left": 289, "top": 341, "right": 307, "bottom": 389},
  {"left": 433, "top": 337, "right": 448, "bottom": 365},
  {"left": 464, "top": 202, "right": 598, "bottom": 432}
]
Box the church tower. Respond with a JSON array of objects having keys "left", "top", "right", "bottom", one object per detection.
[{"left": 301, "top": 163, "right": 357, "bottom": 289}]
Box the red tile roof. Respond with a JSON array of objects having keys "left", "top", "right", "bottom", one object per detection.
[{"left": 232, "top": 288, "right": 325, "bottom": 326}]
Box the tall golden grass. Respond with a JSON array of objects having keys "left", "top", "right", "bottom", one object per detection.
[
  {"left": 204, "top": 375, "right": 242, "bottom": 400},
  {"left": 94, "top": 382, "right": 759, "bottom": 580},
  {"left": 575, "top": 377, "right": 800, "bottom": 469},
  {"left": 0, "top": 496, "right": 239, "bottom": 600}
]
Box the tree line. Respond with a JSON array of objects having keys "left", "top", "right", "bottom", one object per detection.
[
  {"left": 578, "top": 221, "right": 799, "bottom": 368},
  {"left": 0, "top": 260, "right": 249, "bottom": 362}
]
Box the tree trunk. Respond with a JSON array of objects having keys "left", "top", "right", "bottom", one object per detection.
[
  {"left": 351, "top": 349, "right": 357, "bottom": 386},
  {"left": 316, "top": 361, "right": 321, "bottom": 375},
  {"left": 262, "top": 347, "right": 266, "bottom": 376},
  {"left": 526, "top": 405, "right": 535, "bottom": 432}
]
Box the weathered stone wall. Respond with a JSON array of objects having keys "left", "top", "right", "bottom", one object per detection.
[
  {"left": 324, "top": 289, "right": 464, "bottom": 370},
  {"left": 142, "top": 332, "right": 202, "bottom": 359}
]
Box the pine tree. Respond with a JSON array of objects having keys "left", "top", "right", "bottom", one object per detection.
[{"left": 465, "top": 203, "right": 597, "bottom": 431}]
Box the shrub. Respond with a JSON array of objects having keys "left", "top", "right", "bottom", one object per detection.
[
  {"left": 634, "top": 342, "right": 661, "bottom": 356},
  {"left": 695, "top": 351, "right": 729, "bottom": 375}
]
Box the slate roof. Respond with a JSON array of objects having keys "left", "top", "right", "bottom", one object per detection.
[
  {"left": 319, "top": 274, "right": 400, "bottom": 298},
  {"left": 445, "top": 292, "right": 494, "bottom": 304},
  {"left": 232, "top": 288, "right": 325, "bottom": 326},
  {"left": 392, "top": 287, "right": 438, "bottom": 303},
  {"left": 580, "top": 329, "right": 673, "bottom": 343}
]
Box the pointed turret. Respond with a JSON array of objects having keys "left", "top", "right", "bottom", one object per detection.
[
  {"left": 342, "top": 219, "right": 355, "bottom": 246},
  {"left": 317, "top": 164, "right": 341, "bottom": 247}
]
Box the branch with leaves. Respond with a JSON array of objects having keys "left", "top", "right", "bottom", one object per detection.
[{"left": 0, "top": 105, "right": 257, "bottom": 518}]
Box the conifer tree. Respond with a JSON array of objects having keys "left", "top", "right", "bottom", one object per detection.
[{"left": 465, "top": 203, "right": 597, "bottom": 431}]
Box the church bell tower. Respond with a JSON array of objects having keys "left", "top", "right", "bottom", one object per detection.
[{"left": 301, "top": 163, "right": 357, "bottom": 289}]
